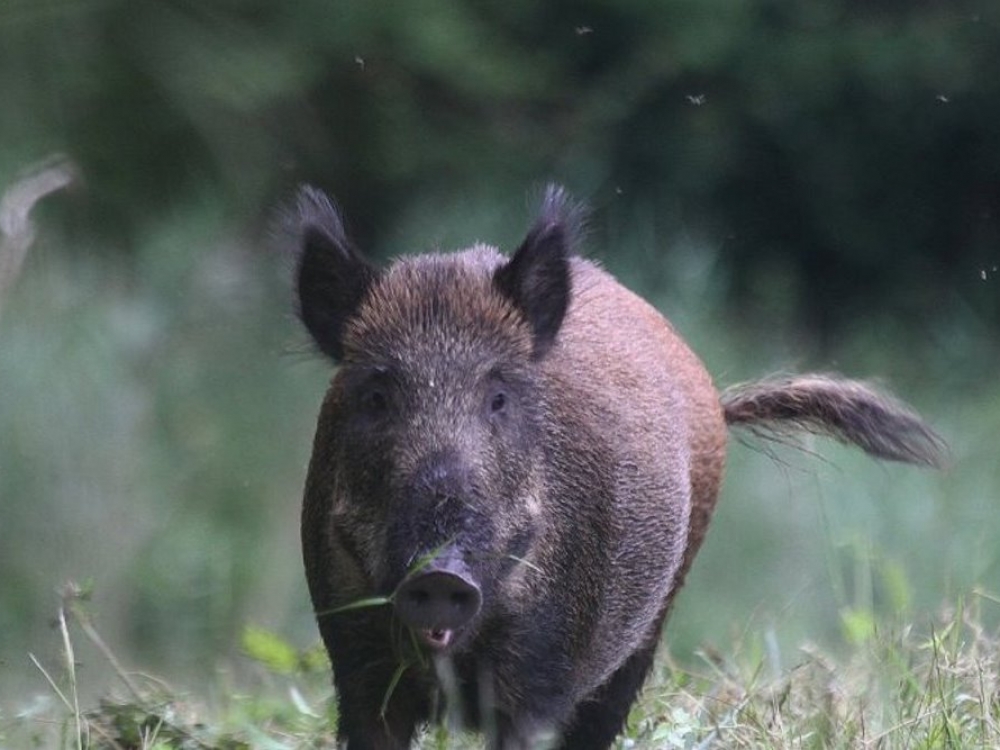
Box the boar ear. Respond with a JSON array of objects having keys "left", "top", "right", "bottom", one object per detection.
[
  {"left": 294, "top": 186, "right": 378, "bottom": 361},
  {"left": 494, "top": 185, "right": 578, "bottom": 358}
]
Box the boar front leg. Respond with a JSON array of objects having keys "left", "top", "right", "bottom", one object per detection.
[
  {"left": 333, "top": 657, "right": 428, "bottom": 750},
  {"left": 554, "top": 638, "right": 659, "bottom": 750},
  {"left": 321, "top": 615, "right": 430, "bottom": 749},
  {"left": 481, "top": 652, "right": 583, "bottom": 750}
]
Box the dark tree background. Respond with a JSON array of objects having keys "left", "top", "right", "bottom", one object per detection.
[{"left": 3, "top": 0, "right": 998, "bottom": 333}]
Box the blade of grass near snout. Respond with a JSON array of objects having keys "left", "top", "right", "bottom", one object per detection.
[
  {"left": 379, "top": 660, "right": 411, "bottom": 720},
  {"left": 380, "top": 629, "right": 431, "bottom": 719},
  {"left": 316, "top": 595, "right": 393, "bottom": 618},
  {"left": 315, "top": 539, "right": 457, "bottom": 618},
  {"left": 406, "top": 539, "right": 456, "bottom": 576},
  {"left": 506, "top": 554, "right": 542, "bottom": 573}
]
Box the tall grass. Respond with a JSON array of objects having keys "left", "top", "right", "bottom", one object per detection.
[{"left": 4, "top": 583, "right": 998, "bottom": 748}]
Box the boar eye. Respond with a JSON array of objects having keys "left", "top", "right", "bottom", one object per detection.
[
  {"left": 485, "top": 371, "right": 517, "bottom": 422},
  {"left": 360, "top": 386, "right": 389, "bottom": 416},
  {"left": 490, "top": 391, "right": 507, "bottom": 414},
  {"left": 342, "top": 365, "right": 395, "bottom": 421}
]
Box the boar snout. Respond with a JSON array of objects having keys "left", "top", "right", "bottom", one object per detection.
[{"left": 393, "top": 547, "right": 482, "bottom": 645}]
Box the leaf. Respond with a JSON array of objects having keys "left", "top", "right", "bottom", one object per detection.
[
  {"left": 241, "top": 626, "right": 299, "bottom": 675},
  {"left": 300, "top": 643, "right": 332, "bottom": 673},
  {"left": 289, "top": 685, "right": 319, "bottom": 718},
  {"left": 839, "top": 607, "right": 876, "bottom": 647}
]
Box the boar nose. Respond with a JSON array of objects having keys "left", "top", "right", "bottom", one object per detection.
[{"left": 393, "top": 550, "right": 482, "bottom": 631}]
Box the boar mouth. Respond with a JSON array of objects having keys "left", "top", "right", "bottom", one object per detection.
[{"left": 418, "top": 626, "right": 457, "bottom": 651}]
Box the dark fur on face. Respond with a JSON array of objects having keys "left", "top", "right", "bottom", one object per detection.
[{"left": 329, "top": 249, "right": 551, "bottom": 600}]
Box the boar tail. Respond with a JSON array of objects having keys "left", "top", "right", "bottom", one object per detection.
[{"left": 721, "top": 374, "right": 947, "bottom": 468}]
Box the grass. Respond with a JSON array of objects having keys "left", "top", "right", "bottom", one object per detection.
[
  {"left": 5, "top": 583, "right": 338, "bottom": 749},
  {"left": 626, "top": 592, "right": 1000, "bottom": 748},
  {"left": 5, "top": 584, "right": 998, "bottom": 749}
]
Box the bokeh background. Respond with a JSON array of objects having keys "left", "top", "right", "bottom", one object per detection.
[{"left": 2, "top": 1, "right": 998, "bottom": 705}]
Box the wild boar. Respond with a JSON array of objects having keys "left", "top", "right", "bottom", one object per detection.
[{"left": 292, "top": 185, "right": 944, "bottom": 749}]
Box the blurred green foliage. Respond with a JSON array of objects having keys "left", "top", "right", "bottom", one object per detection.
[{"left": 1, "top": 0, "right": 998, "bottom": 706}]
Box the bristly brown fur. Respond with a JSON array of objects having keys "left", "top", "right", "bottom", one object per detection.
[
  {"left": 721, "top": 374, "right": 947, "bottom": 468},
  {"left": 293, "top": 183, "right": 947, "bottom": 750}
]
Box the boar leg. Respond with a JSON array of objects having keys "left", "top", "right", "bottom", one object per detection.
[
  {"left": 554, "top": 639, "right": 658, "bottom": 750},
  {"left": 322, "top": 618, "right": 430, "bottom": 749},
  {"left": 333, "top": 662, "right": 426, "bottom": 750}
]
